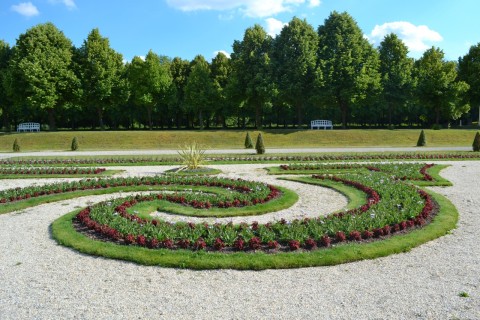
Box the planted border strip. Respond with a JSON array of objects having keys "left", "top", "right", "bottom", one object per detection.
[{"left": 3, "top": 151, "right": 480, "bottom": 167}]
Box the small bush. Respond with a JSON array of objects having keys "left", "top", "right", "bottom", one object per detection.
[
  {"left": 244, "top": 132, "right": 253, "bottom": 149},
  {"left": 71, "top": 137, "right": 79, "bottom": 151},
  {"left": 473, "top": 132, "right": 480, "bottom": 152},
  {"left": 255, "top": 133, "right": 265, "bottom": 154},
  {"left": 13, "top": 138, "right": 20, "bottom": 152},
  {"left": 431, "top": 124, "right": 442, "bottom": 130},
  {"left": 416, "top": 130, "right": 426, "bottom": 147}
]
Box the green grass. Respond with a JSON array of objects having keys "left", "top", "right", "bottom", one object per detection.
[
  {"left": 1, "top": 129, "right": 479, "bottom": 151},
  {"left": 51, "top": 187, "right": 458, "bottom": 270}
]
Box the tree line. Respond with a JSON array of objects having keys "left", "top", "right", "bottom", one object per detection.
[{"left": 0, "top": 11, "right": 479, "bottom": 131}]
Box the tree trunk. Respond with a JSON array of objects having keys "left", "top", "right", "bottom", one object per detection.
[
  {"left": 97, "top": 107, "right": 104, "bottom": 130},
  {"left": 255, "top": 103, "right": 262, "bottom": 129},
  {"left": 340, "top": 101, "right": 348, "bottom": 129},
  {"left": 147, "top": 106, "right": 153, "bottom": 130},
  {"left": 47, "top": 108, "right": 56, "bottom": 131},
  {"left": 388, "top": 102, "right": 393, "bottom": 126},
  {"left": 435, "top": 106, "right": 440, "bottom": 125},
  {"left": 296, "top": 101, "right": 303, "bottom": 128},
  {"left": 198, "top": 109, "right": 204, "bottom": 130}
]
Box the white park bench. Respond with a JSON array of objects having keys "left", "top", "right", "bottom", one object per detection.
[
  {"left": 311, "top": 120, "right": 333, "bottom": 130},
  {"left": 17, "top": 122, "right": 40, "bottom": 132}
]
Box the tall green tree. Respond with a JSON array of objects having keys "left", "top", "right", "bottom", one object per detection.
[
  {"left": 77, "top": 28, "right": 127, "bottom": 129},
  {"left": 378, "top": 33, "right": 415, "bottom": 126},
  {"left": 184, "top": 55, "right": 214, "bottom": 129},
  {"left": 9, "top": 23, "right": 78, "bottom": 130},
  {"left": 211, "top": 52, "right": 232, "bottom": 127},
  {"left": 317, "top": 11, "right": 381, "bottom": 128},
  {"left": 415, "top": 47, "right": 470, "bottom": 125},
  {"left": 272, "top": 17, "right": 318, "bottom": 127},
  {"left": 170, "top": 57, "right": 191, "bottom": 128},
  {"left": 231, "top": 24, "right": 274, "bottom": 129},
  {"left": 458, "top": 43, "right": 480, "bottom": 124},
  {"left": 0, "top": 40, "right": 13, "bottom": 130},
  {"left": 127, "top": 50, "right": 172, "bottom": 129}
]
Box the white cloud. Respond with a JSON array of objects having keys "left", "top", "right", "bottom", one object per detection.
[
  {"left": 368, "top": 21, "right": 443, "bottom": 53},
  {"left": 265, "top": 18, "right": 287, "bottom": 37},
  {"left": 11, "top": 2, "right": 39, "bottom": 17},
  {"left": 49, "top": 0, "right": 76, "bottom": 9},
  {"left": 309, "top": 0, "right": 321, "bottom": 7},
  {"left": 213, "top": 50, "right": 231, "bottom": 58},
  {"left": 166, "top": 0, "right": 317, "bottom": 18}
]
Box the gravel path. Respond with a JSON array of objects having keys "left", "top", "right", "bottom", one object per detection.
[{"left": 0, "top": 162, "right": 479, "bottom": 319}]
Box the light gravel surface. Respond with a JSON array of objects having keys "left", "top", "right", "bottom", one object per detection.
[{"left": 0, "top": 162, "right": 479, "bottom": 319}]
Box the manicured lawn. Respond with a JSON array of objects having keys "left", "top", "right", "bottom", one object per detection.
[{"left": 1, "top": 129, "right": 478, "bottom": 151}]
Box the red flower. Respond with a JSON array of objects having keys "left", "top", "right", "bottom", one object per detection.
[
  {"left": 304, "top": 238, "right": 317, "bottom": 250},
  {"left": 193, "top": 238, "right": 206, "bottom": 250},
  {"left": 213, "top": 238, "right": 225, "bottom": 251},
  {"left": 288, "top": 240, "right": 301, "bottom": 251},
  {"left": 248, "top": 237, "right": 261, "bottom": 250}
]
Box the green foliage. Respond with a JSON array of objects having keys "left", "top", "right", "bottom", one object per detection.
[
  {"left": 127, "top": 50, "right": 172, "bottom": 129},
  {"left": 378, "top": 33, "right": 415, "bottom": 126},
  {"left": 415, "top": 47, "right": 470, "bottom": 125},
  {"left": 272, "top": 17, "right": 318, "bottom": 126},
  {"left": 244, "top": 132, "right": 253, "bottom": 148},
  {"left": 473, "top": 132, "right": 480, "bottom": 151},
  {"left": 255, "top": 133, "right": 265, "bottom": 154},
  {"left": 184, "top": 55, "right": 214, "bottom": 129},
  {"left": 9, "top": 23, "right": 79, "bottom": 130},
  {"left": 71, "top": 137, "right": 78, "bottom": 151},
  {"left": 177, "top": 141, "right": 206, "bottom": 170},
  {"left": 12, "top": 138, "right": 20, "bottom": 152},
  {"left": 458, "top": 43, "right": 480, "bottom": 111},
  {"left": 77, "top": 28, "right": 128, "bottom": 129},
  {"left": 417, "top": 130, "right": 426, "bottom": 146},
  {"left": 231, "top": 24, "right": 274, "bottom": 129},
  {"left": 458, "top": 292, "right": 470, "bottom": 298},
  {"left": 317, "top": 11, "right": 381, "bottom": 129}
]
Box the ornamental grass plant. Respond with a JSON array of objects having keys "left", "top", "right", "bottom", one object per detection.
[{"left": 177, "top": 141, "right": 206, "bottom": 170}]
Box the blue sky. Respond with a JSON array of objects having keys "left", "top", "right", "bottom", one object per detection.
[{"left": 1, "top": 0, "right": 479, "bottom": 62}]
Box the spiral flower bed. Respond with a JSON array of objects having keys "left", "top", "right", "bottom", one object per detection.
[{"left": 71, "top": 170, "right": 435, "bottom": 253}]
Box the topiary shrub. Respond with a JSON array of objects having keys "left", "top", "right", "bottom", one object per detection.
[
  {"left": 416, "top": 130, "right": 426, "bottom": 147},
  {"left": 255, "top": 133, "right": 265, "bottom": 154},
  {"left": 244, "top": 132, "right": 253, "bottom": 149},
  {"left": 71, "top": 137, "right": 79, "bottom": 151},
  {"left": 473, "top": 132, "right": 480, "bottom": 152},
  {"left": 13, "top": 138, "right": 20, "bottom": 152}
]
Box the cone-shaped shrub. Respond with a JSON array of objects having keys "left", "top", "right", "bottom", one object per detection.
[
  {"left": 416, "top": 130, "right": 426, "bottom": 147},
  {"left": 13, "top": 138, "right": 20, "bottom": 152},
  {"left": 473, "top": 132, "right": 480, "bottom": 152},
  {"left": 244, "top": 132, "right": 253, "bottom": 149},
  {"left": 71, "top": 137, "right": 79, "bottom": 151},
  {"left": 255, "top": 133, "right": 265, "bottom": 154}
]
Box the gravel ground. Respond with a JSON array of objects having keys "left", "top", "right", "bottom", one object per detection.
[{"left": 0, "top": 162, "right": 479, "bottom": 319}]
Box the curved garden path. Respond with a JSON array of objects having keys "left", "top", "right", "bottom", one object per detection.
[{"left": 0, "top": 162, "right": 478, "bottom": 319}]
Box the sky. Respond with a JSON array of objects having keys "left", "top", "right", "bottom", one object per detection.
[{"left": 1, "top": 0, "right": 480, "bottom": 63}]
